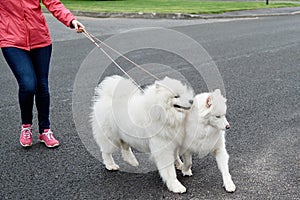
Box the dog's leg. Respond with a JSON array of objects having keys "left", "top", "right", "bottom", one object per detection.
[
  {"left": 120, "top": 140, "right": 139, "bottom": 167},
  {"left": 102, "top": 152, "right": 120, "bottom": 171},
  {"left": 181, "top": 152, "right": 193, "bottom": 176},
  {"left": 175, "top": 156, "right": 183, "bottom": 170},
  {"left": 213, "top": 137, "right": 236, "bottom": 192},
  {"left": 175, "top": 150, "right": 183, "bottom": 170},
  {"left": 150, "top": 140, "right": 186, "bottom": 193}
]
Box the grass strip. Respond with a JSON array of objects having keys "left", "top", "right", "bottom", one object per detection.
[{"left": 60, "top": 0, "right": 300, "bottom": 14}]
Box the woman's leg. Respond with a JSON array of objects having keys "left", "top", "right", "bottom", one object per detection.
[
  {"left": 30, "top": 45, "right": 52, "bottom": 133},
  {"left": 1, "top": 47, "right": 36, "bottom": 125}
]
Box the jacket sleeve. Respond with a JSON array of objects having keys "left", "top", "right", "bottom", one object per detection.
[{"left": 42, "top": 0, "right": 76, "bottom": 28}]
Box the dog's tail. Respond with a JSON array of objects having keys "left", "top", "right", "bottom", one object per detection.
[
  {"left": 94, "top": 75, "right": 140, "bottom": 100},
  {"left": 94, "top": 75, "right": 123, "bottom": 99}
]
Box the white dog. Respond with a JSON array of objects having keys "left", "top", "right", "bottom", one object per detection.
[
  {"left": 91, "top": 75, "right": 194, "bottom": 193},
  {"left": 177, "top": 89, "right": 236, "bottom": 192}
]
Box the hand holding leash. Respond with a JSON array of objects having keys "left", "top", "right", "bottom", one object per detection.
[{"left": 71, "top": 20, "right": 85, "bottom": 33}]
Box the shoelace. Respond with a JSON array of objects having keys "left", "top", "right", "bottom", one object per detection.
[
  {"left": 43, "top": 130, "right": 55, "bottom": 140},
  {"left": 21, "top": 128, "right": 32, "bottom": 139}
]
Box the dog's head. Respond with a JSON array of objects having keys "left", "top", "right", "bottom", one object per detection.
[
  {"left": 154, "top": 77, "right": 194, "bottom": 113},
  {"left": 194, "top": 89, "right": 230, "bottom": 130}
]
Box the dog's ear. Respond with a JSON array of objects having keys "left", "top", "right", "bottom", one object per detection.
[
  {"left": 155, "top": 81, "right": 161, "bottom": 89},
  {"left": 206, "top": 95, "right": 212, "bottom": 108},
  {"left": 155, "top": 81, "right": 169, "bottom": 90},
  {"left": 214, "top": 89, "right": 221, "bottom": 95},
  {"left": 213, "top": 89, "right": 227, "bottom": 103}
]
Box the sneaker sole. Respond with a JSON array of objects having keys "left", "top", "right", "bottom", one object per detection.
[
  {"left": 39, "top": 139, "right": 59, "bottom": 148},
  {"left": 20, "top": 142, "right": 32, "bottom": 147}
]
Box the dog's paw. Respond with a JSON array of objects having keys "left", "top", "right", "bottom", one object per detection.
[
  {"left": 224, "top": 180, "right": 236, "bottom": 193},
  {"left": 167, "top": 180, "right": 187, "bottom": 193},
  {"left": 182, "top": 169, "right": 193, "bottom": 177},
  {"left": 105, "top": 164, "right": 120, "bottom": 171}
]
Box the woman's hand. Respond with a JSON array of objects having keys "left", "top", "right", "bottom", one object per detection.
[{"left": 71, "top": 20, "right": 85, "bottom": 33}]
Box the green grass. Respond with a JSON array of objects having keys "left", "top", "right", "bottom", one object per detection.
[{"left": 60, "top": 0, "right": 300, "bottom": 14}]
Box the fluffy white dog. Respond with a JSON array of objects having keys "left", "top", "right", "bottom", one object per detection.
[
  {"left": 177, "top": 89, "right": 236, "bottom": 193},
  {"left": 91, "top": 75, "right": 194, "bottom": 193}
]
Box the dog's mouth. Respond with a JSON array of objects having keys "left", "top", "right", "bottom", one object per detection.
[{"left": 173, "top": 104, "right": 191, "bottom": 111}]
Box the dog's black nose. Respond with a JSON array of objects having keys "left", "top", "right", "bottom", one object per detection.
[
  {"left": 189, "top": 100, "right": 193, "bottom": 105},
  {"left": 226, "top": 125, "right": 230, "bottom": 130}
]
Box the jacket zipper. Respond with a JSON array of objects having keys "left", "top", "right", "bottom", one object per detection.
[{"left": 20, "top": 0, "right": 30, "bottom": 49}]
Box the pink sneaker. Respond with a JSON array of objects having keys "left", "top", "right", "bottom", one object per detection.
[
  {"left": 20, "top": 124, "right": 32, "bottom": 147},
  {"left": 38, "top": 129, "right": 60, "bottom": 148}
]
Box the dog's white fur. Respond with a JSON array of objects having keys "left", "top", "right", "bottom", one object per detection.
[
  {"left": 91, "top": 75, "right": 194, "bottom": 193},
  {"left": 177, "top": 89, "right": 236, "bottom": 192}
]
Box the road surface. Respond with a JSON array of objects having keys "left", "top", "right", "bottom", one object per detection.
[{"left": 0, "top": 14, "right": 299, "bottom": 199}]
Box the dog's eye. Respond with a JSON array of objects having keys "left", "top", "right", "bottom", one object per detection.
[
  {"left": 174, "top": 95, "right": 180, "bottom": 98},
  {"left": 216, "top": 116, "right": 221, "bottom": 118}
]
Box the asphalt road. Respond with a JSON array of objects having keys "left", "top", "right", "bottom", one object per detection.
[{"left": 0, "top": 14, "right": 299, "bottom": 199}]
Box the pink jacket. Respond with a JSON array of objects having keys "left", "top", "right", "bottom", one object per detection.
[{"left": 0, "top": 0, "right": 76, "bottom": 50}]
